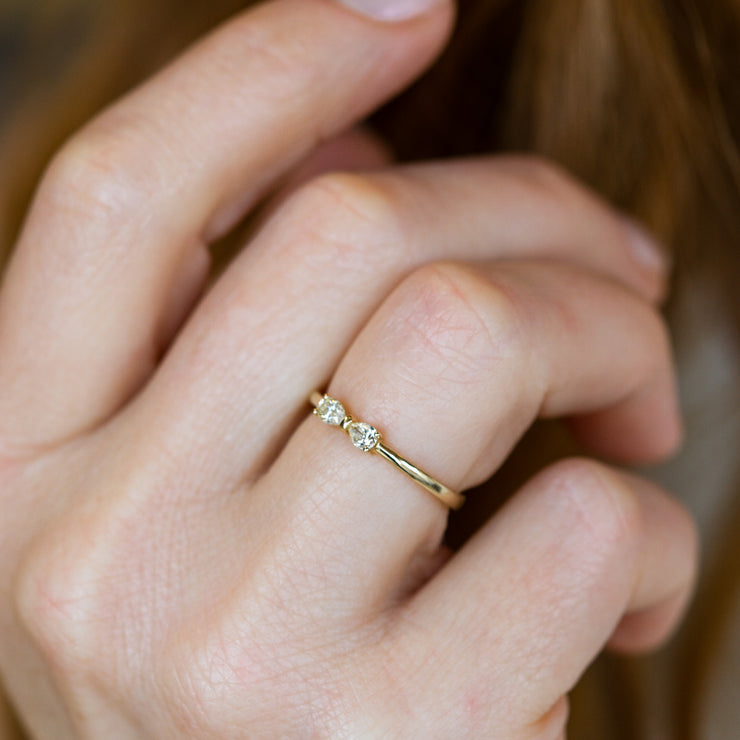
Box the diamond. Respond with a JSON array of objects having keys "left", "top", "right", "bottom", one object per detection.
[
  {"left": 348, "top": 422, "right": 380, "bottom": 452},
  {"left": 315, "top": 395, "right": 346, "bottom": 426}
]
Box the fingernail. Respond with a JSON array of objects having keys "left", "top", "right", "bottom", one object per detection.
[
  {"left": 336, "top": 0, "right": 448, "bottom": 21},
  {"left": 622, "top": 218, "right": 671, "bottom": 274}
]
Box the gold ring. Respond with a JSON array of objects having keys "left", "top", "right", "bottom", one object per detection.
[{"left": 310, "top": 392, "right": 465, "bottom": 511}]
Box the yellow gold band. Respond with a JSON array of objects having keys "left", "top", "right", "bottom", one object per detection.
[{"left": 310, "top": 392, "right": 465, "bottom": 511}]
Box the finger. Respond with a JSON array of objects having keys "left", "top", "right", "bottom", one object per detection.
[
  {"left": 123, "top": 157, "right": 670, "bottom": 491},
  {"left": 270, "top": 125, "right": 395, "bottom": 199},
  {"left": 241, "top": 125, "right": 395, "bottom": 240},
  {"left": 215, "top": 125, "right": 394, "bottom": 268},
  {"left": 392, "top": 460, "right": 697, "bottom": 732},
  {"left": 249, "top": 260, "right": 680, "bottom": 613},
  {"left": 0, "top": 0, "right": 453, "bottom": 448}
]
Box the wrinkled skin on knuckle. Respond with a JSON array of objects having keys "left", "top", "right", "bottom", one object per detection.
[
  {"left": 9, "top": 444, "right": 195, "bottom": 701},
  {"left": 10, "top": 467, "right": 244, "bottom": 735},
  {"left": 382, "top": 262, "right": 522, "bottom": 405},
  {"left": 278, "top": 171, "right": 407, "bottom": 275},
  {"left": 5, "top": 454, "right": 97, "bottom": 674},
  {"left": 12, "top": 514, "right": 130, "bottom": 688},
  {"left": 39, "top": 122, "right": 157, "bottom": 234},
  {"left": 17, "top": 505, "right": 230, "bottom": 736},
  {"left": 539, "top": 457, "right": 643, "bottom": 577}
]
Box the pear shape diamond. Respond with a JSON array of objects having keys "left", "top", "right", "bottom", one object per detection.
[
  {"left": 315, "top": 395, "right": 346, "bottom": 426},
  {"left": 348, "top": 422, "right": 380, "bottom": 452}
]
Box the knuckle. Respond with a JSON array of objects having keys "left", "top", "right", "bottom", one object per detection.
[
  {"left": 281, "top": 171, "right": 405, "bottom": 270},
  {"left": 13, "top": 530, "right": 104, "bottom": 674},
  {"left": 39, "top": 122, "right": 153, "bottom": 230},
  {"left": 391, "top": 262, "right": 521, "bottom": 385},
  {"left": 539, "top": 457, "right": 643, "bottom": 554}
]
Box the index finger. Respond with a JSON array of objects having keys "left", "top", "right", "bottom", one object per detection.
[{"left": 0, "top": 0, "right": 454, "bottom": 449}]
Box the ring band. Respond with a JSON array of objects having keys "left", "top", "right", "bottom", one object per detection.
[{"left": 310, "top": 392, "right": 465, "bottom": 510}]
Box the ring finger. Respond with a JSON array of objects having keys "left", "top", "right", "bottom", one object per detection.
[{"left": 253, "top": 257, "right": 681, "bottom": 612}]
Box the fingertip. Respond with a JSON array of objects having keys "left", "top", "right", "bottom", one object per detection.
[
  {"left": 607, "top": 469, "right": 699, "bottom": 654},
  {"left": 566, "top": 367, "right": 684, "bottom": 466}
]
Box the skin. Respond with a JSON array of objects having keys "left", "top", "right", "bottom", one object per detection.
[{"left": 0, "top": 0, "right": 698, "bottom": 737}]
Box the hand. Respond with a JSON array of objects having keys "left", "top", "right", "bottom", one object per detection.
[{"left": 0, "top": 0, "right": 697, "bottom": 737}]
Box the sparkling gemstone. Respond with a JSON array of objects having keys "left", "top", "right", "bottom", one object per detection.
[
  {"left": 348, "top": 422, "right": 380, "bottom": 452},
  {"left": 316, "top": 395, "right": 345, "bottom": 426}
]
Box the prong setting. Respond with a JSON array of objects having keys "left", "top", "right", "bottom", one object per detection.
[
  {"left": 347, "top": 422, "right": 381, "bottom": 452},
  {"left": 315, "top": 395, "right": 346, "bottom": 426}
]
